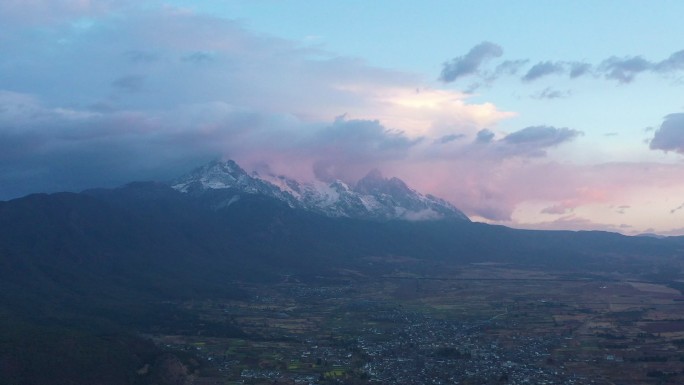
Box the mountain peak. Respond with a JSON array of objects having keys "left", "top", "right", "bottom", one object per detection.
[
  {"left": 362, "top": 168, "right": 384, "bottom": 181},
  {"left": 330, "top": 179, "right": 352, "bottom": 192},
  {"left": 171, "top": 159, "right": 469, "bottom": 222},
  {"left": 171, "top": 159, "right": 249, "bottom": 193},
  {"left": 356, "top": 169, "right": 412, "bottom": 197}
]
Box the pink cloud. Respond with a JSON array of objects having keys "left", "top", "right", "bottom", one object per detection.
[
  {"left": 3, "top": 3, "right": 684, "bottom": 236},
  {"left": 508, "top": 214, "right": 632, "bottom": 234},
  {"left": 382, "top": 159, "right": 684, "bottom": 228},
  {"left": 541, "top": 203, "right": 575, "bottom": 215}
]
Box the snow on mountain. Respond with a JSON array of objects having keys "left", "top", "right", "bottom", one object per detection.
[
  {"left": 171, "top": 160, "right": 298, "bottom": 206},
  {"left": 171, "top": 160, "right": 469, "bottom": 221}
]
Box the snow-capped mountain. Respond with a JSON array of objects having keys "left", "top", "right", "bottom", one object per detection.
[{"left": 171, "top": 160, "right": 469, "bottom": 221}]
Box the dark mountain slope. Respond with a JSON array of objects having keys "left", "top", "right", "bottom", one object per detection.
[
  {"left": 3, "top": 182, "right": 684, "bottom": 293},
  {"left": 2, "top": 181, "right": 684, "bottom": 384}
]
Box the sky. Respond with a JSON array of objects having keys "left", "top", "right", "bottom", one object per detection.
[{"left": 2, "top": 1, "right": 684, "bottom": 235}]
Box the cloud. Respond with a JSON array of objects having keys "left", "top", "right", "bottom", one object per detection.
[
  {"left": 599, "top": 56, "right": 652, "bottom": 83},
  {"left": 522, "top": 61, "right": 565, "bottom": 82},
  {"left": 0, "top": 4, "right": 521, "bottom": 200},
  {"left": 655, "top": 50, "right": 684, "bottom": 72},
  {"left": 439, "top": 48, "right": 684, "bottom": 88},
  {"left": 532, "top": 87, "right": 570, "bottom": 100},
  {"left": 541, "top": 199, "right": 580, "bottom": 215},
  {"left": 502, "top": 125, "right": 581, "bottom": 150},
  {"left": 435, "top": 133, "right": 465, "bottom": 144},
  {"left": 520, "top": 60, "right": 592, "bottom": 82},
  {"left": 182, "top": 51, "right": 217, "bottom": 63},
  {"left": 112, "top": 75, "right": 145, "bottom": 92},
  {"left": 615, "top": 205, "right": 630, "bottom": 214},
  {"left": 125, "top": 50, "right": 159, "bottom": 63},
  {"left": 568, "top": 62, "right": 592, "bottom": 78},
  {"left": 436, "top": 46, "right": 684, "bottom": 89},
  {"left": 476, "top": 125, "right": 582, "bottom": 159},
  {"left": 671, "top": 203, "right": 684, "bottom": 214},
  {"left": 384, "top": 126, "right": 582, "bottom": 221},
  {"left": 0, "top": 90, "right": 437, "bottom": 199},
  {"left": 6, "top": 3, "right": 684, "bottom": 235},
  {"left": 306, "top": 115, "right": 421, "bottom": 181},
  {"left": 402, "top": 208, "right": 443, "bottom": 221},
  {"left": 445, "top": 125, "right": 581, "bottom": 161},
  {"left": 541, "top": 204, "right": 572, "bottom": 215},
  {"left": 439, "top": 41, "right": 503, "bottom": 82},
  {"left": 475, "top": 129, "right": 495, "bottom": 143},
  {"left": 494, "top": 60, "right": 529, "bottom": 76},
  {"left": 511, "top": 215, "right": 634, "bottom": 234},
  {"left": 649, "top": 113, "right": 684, "bottom": 153},
  {"left": 598, "top": 50, "right": 684, "bottom": 83},
  {"left": 460, "top": 59, "right": 530, "bottom": 91}
]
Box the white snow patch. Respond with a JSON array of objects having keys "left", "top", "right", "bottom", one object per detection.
[
  {"left": 358, "top": 194, "right": 381, "bottom": 211},
  {"left": 307, "top": 181, "right": 340, "bottom": 207},
  {"left": 226, "top": 195, "right": 240, "bottom": 207},
  {"left": 402, "top": 208, "right": 443, "bottom": 221},
  {"left": 256, "top": 173, "right": 302, "bottom": 199},
  {"left": 171, "top": 183, "right": 189, "bottom": 192}
]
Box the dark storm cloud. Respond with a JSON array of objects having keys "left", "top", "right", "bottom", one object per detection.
[
  {"left": 522, "top": 61, "right": 565, "bottom": 82},
  {"left": 0, "top": 6, "right": 438, "bottom": 200},
  {"left": 0, "top": 111, "right": 213, "bottom": 199},
  {"left": 649, "top": 113, "right": 684, "bottom": 153},
  {"left": 0, "top": 102, "right": 299, "bottom": 199},
  {"left": 0, "top": 87, "right": 424, "bottom": 198},
  {"left": 439, "top": 42, "right": 503, "bottom": 82}
]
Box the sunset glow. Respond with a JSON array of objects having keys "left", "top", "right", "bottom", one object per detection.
[{"left": 2, "top": 1, "right": 684, "bottom": 235}]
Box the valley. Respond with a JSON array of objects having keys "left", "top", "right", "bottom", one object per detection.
[
  {"left": 3, "top": 165, "right": 684, "bottom": 384},
  {"left": 150, "top": 262, "right": 684, "bottom": 384}
]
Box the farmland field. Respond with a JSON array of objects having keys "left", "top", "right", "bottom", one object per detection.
[{"left": 152, "top": 261, "right": 684, "bottom": 384}]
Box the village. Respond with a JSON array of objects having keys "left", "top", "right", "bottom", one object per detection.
[{"left": 151, "top": 266, "right": 684, "bottom": 384}]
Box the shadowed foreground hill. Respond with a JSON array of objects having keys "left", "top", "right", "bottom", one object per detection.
[
  {"left": 3, "top": 181, "right": 684, "bottom": 301},
  {"left": 1, "top": 182, "right": 684, "bottom": 384}
]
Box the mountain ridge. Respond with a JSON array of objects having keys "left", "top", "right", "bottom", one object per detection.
[
  {"left": 2, "top": 163, "right": 684, "bottom": 385},
  {"left": 171, "top": 159, "right": 469, "bottom": 221}
]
